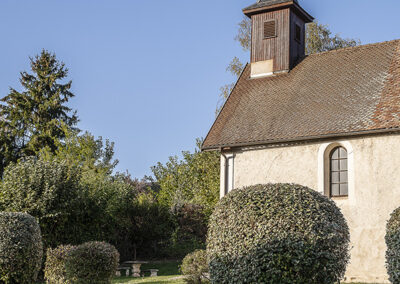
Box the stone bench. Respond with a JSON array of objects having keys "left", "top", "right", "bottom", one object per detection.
[
  {"left": 141, "top": 269, "right": 159, "bottom": 277},
  {"left": 115, "top": 266, "right": 130, "bottom": 277}
]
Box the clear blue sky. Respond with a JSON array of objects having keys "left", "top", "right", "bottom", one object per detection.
[{"left": 0, "top": 0, "right": 399, "bottom": 177}]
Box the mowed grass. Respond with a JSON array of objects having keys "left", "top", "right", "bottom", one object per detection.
[
  {"left": 113, "top": 261, "right": 184, "bottom": 284},
  {"left": 113, "top": 275, "right": 184, "bottom": 284}
]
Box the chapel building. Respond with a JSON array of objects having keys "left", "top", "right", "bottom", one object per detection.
[{"left": 202, "top": 0, "right": 400, "bottom": 282}]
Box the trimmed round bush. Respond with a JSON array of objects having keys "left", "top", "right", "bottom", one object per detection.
[
  {"left": 65, "top": 241, "right": 119, "bottom": 284},
  {"left": 45, "top": 245, "right": 76, "bottom": 284},
  {"left": 181, "top": 249, "right": 209, "bottom": 284},
  {"left": 0, "top": 212, "right": 43, "bottom": 284},
  {"left": 207, "top": 184, "right": 350, "bottom": 284},
  {"left": 386, "top": 207, "right": 400, "bottom": 283}
]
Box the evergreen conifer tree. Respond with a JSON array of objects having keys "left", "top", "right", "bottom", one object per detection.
[{"left": 0, "top": 50, "right": 78, "bottom": 175}]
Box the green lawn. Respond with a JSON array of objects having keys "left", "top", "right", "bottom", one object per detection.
[
  {"left": 40, "top": 259, "right": 383, "bottom": 284},
  {"left": 113, "top": 275, "right": 184, "bottom": 284},
  {"left": 113, "top": 261, "right": 185, "bottom": 284}
]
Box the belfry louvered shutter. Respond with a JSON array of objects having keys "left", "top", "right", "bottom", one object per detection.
[{"left": 264, "top": 20, "right": 276, "bottom": 38}]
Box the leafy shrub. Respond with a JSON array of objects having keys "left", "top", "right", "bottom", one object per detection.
[
  {"left": 164, "top": 204, "right": 208, "bottom": 258},
  {"left": 174, "top": 204, "right": 208, "bottom": 242},
  {"left": 0, "top": 157, "right": 82, "bottom": 247},
  {"left": 0, "top": 156, "right": 178, "bottom": 261},
  {"left": 207, "top": 184, "right": 350, "bottom": 284},
  {"left": 386, "top": 207, "right": 400, "bottom": 283},
  {"left": 151, "top": 138, "right": 220, "bottom": 216},
  {"left": 65, "top": 241, "right": 119, "bottom": 284},
  {"left": 0, "top": 212, "right": 43, "bottom": 284},
  {"left": 181, "top": 250, "right": 209, "bottom": 284},
  {"left": 45, "top": 245, "right": 76, "bottom": 284}
]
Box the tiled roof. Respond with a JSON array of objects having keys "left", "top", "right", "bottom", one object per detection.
[
  {"left": 243, "top": 0, "right": 297, "bottom": 12},
  {"left": 202, "top": 40, "right": 400, "bottom": 150}
]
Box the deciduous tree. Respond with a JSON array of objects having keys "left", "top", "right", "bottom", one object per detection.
[
  {"left": 41, "top": 128, "right": 118, "bottom": 176},
  {"left": 152, "top": 138, "right": 220, "bottom": 217}
]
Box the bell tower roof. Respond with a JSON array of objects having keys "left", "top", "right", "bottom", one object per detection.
[{"left": 243, "top": 0, "right": 313, "bottom": 22}]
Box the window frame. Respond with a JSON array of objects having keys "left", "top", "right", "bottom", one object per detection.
[
  {"left": 263, "top": 20, "right": 277, "bottom": 39},
  {"left": 329, "top": 146, "right": 349, "bottom": 198}
]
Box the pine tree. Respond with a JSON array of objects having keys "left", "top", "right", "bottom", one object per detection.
[{"left": 0, "top": 50, "right": 78, "bottom": 175}]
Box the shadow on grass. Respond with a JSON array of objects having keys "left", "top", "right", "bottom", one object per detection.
[
  {"left": 140, "top": 261, "right": 181, "bottom": 276},
  {"left": 113, "top": 277, "right": 133, "bottom": 283}
]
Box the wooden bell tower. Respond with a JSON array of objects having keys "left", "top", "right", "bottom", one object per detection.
[{"left": 243, "top": 0, "right": 313, "bottom": 78}]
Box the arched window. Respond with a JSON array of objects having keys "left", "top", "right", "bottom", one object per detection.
[{"left": 330, "top": 147, "right": 348, "bottom": 197}]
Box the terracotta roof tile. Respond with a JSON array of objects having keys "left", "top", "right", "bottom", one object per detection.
[{"left": 202, "top": 40, "right": 400, "bottom": 150}]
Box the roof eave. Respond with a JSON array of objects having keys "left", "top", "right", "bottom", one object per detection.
[
  {"left": 292, "top": 2, "right": 314, "bottom": 22},
  {"left": 243, "top": 1, "right": 294, "bottom": 17},
  {"left": 243, "top": 1, "right": 314, "bottom": 23},
  {"left": 201, "top": 64, "right": 249, "bottom": 152},
  {"left": 201, "top": 128, "right": 400, "bottom": 151}
]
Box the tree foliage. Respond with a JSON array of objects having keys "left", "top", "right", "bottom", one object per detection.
[
  {"left": 168, "top": 203, "right": 209, "bottom": 257},
  {"left": 0, "top": 157, "right": 82, "bottom": 248},
  {"left": 234, "top": 18, "right": 251, "bottom": 52},
  {"left": 41, "top": 128, "right": 118, "bottom": 176},
  {"left": 216, "top": 17, "right": 360, "bottom": 114},
  {"left": 152, "top": 138, "right": 220, "bottom": 216},
  {"left": 111, "top": 185, "right": 174, "bottom": 260},
  {"left": 151, "top": 139, "right": 220, "bottom": 257},
  {"left": 0, "top": 49, "right": 187, "bottom": 264},
  {"left": 306, "top": 21, "right": 360, "bottom": 55},
  {"left": 0, "top": 155, "right": 174, "bottom": 261},
  {"left": 0, "top": 50, "right": 78, "bottom": 176}
]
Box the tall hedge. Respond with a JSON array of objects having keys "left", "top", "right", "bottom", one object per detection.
[
  {"left": 0, "top": 212, "right": 43, "bottom": 284},
  {"left": 0, "top": 157, "right": 82, "bottom": 247},
  {"left": 207, "top": 184, "right": 350, "bottom": 284},
  {"left": 386, "top": 207, "right": 400, "bottom": 283}
]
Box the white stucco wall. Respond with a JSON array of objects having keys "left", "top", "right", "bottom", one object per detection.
[{"left": 220, "top": 133, "right": 400, "bottom": 283}]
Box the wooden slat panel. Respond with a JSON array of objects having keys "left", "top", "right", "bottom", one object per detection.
[{"left": 251, "top": 8, "right": 291, "bottom": 72}]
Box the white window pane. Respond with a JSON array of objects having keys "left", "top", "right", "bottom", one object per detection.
[
  {"left": 331, "top": 160, "right": 339, "bottom": 171},
  {"left": 331, "top": 184, "right": 340, "bottom": 196},
  {"left": 331, "top": 172, "right": 340, "bottom": 183},
  {"left": 340, "top": 171, "right": 348, "bottom": 182},
  {"left": 340, "top": 159, "right": 348, "bottom": 171},
  {"left": 332, "top": 149, "right": 339, "bottom": 159},
  {"left": 339, "top": 147, "right": 347, "bottom": 159},
  {"left": 340, "top": 184, "right": 348, "bottom": 196}
]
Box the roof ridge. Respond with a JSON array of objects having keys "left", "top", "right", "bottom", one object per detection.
[
  {"left": 306, "top": 38, "right": 400, "bottom": 58},
  {"left": 243, "top": 0, "right": 294, "bottom": 12}
]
